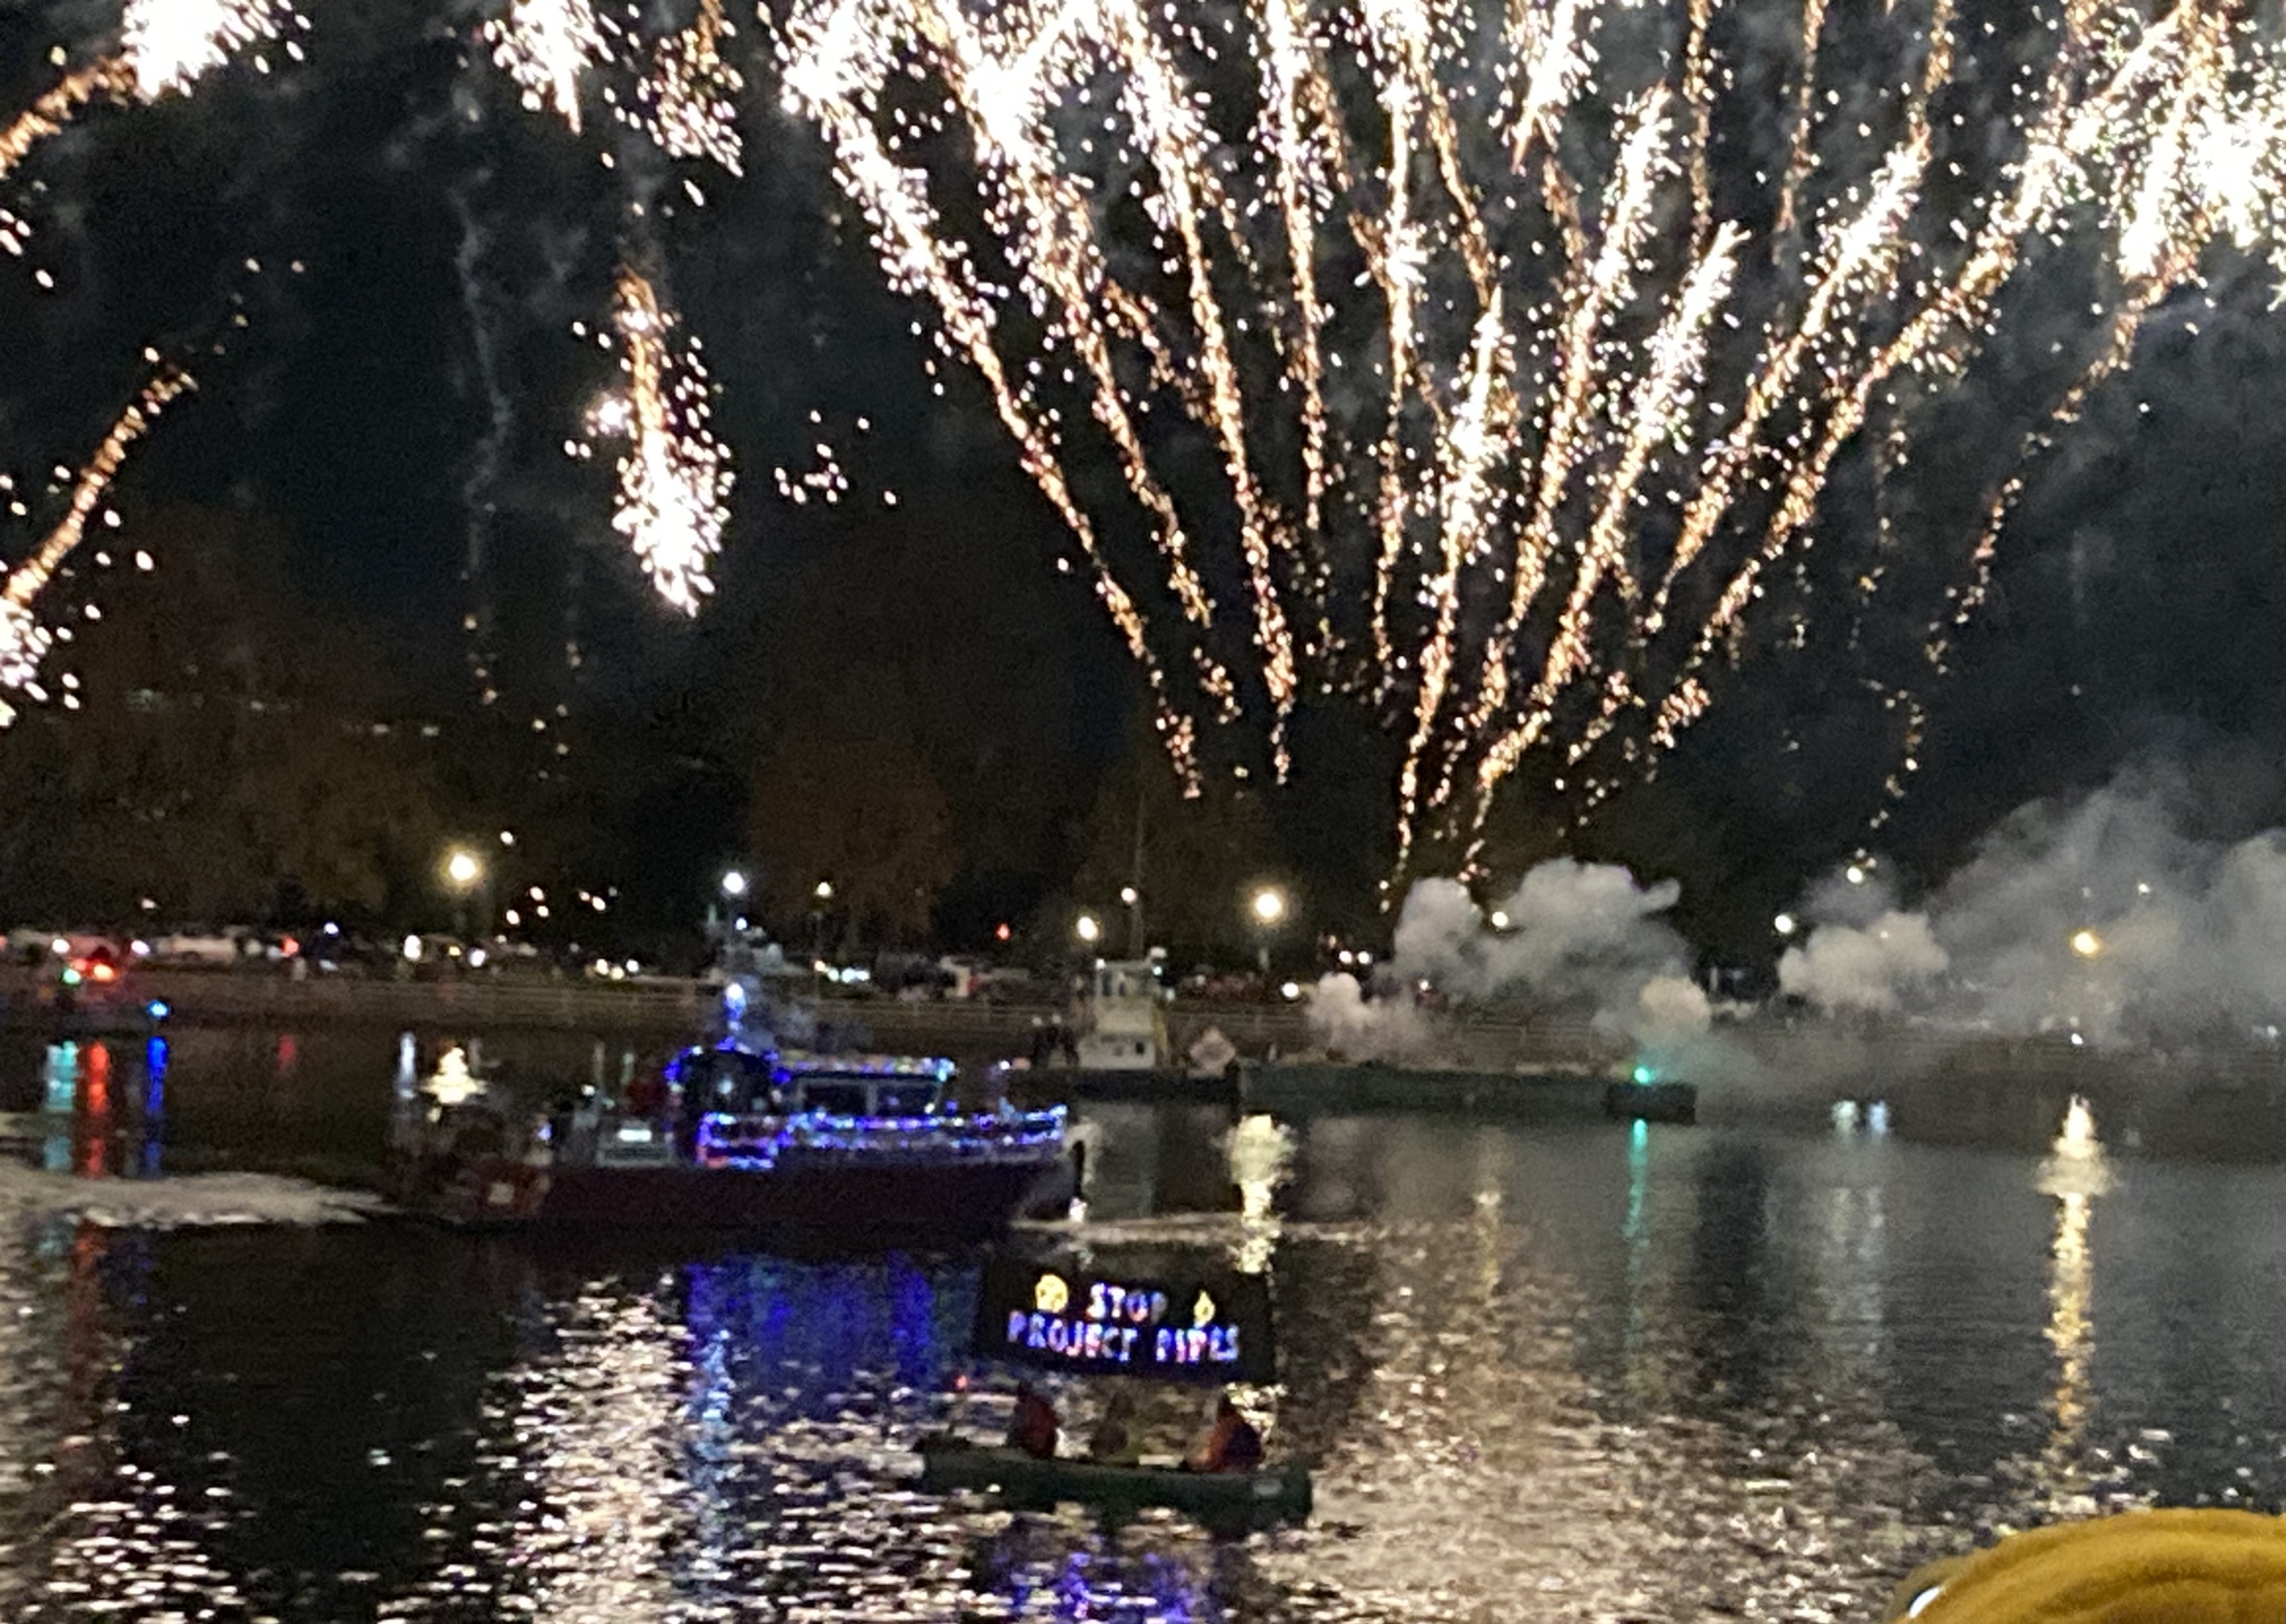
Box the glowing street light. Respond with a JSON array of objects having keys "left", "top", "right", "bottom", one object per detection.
[
  {"left": 1248, "top": 885, "right": 1287, "bottom": 974},
  {"left": 2071, "top": 929, "right": 2103, "bottom": 958},
  {"left": 1075, "top": 912, "right": 1102, "bottom": 946},
  {"left": 722, "top": 868, "right": 748, "bottom": 899},
  {"left": 813, "top": 879, "right": 834, "bottom": 902},
  {"left": 1119, "top": 886, "right": 1139, "bottom": 907},
  {"left": 1774, "top": 912, "right": 1798, "bottom": 937},
  {"left": 444, "top": 848, "right": 482, "bottom": 889},
  {"left": 1489, "top": 909, "right": 1511, "bottom": 930}
]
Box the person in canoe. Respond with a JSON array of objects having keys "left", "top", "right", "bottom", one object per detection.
[
  {"left": 1183, "top": 1395, "right": 1264, "bottom": 1474},
  {"left": 1085, "top": 1392, "right": 1140, "bottom": 1465},
  {"left": 1005, "top": 1380, "right": 1060, "bottom": 1460}
]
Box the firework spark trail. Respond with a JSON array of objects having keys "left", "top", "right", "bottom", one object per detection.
[
  {"left": 1109, "top": 4, "right": 1298, "bottom": 766},
  {"left": 1903, "top": 0, "right": 1954, "bottom": 151},
  {"left": 0, "top": 61, "right": 132, "bottom": 185},
  {"left": 778, "top": 2, "right": 1202, "bottom": 786},
  {"left": 0, "top": 365, "right": 194, "bottom": 717},
  {"left": 1773, "top": 0, "right": 1829, "bottom": 245},
  {"left": 643, "top": 0, "right": 745, "bottom": 174},
  {"left": 1460, "top": 90, "right": 1672, "bottom": 795},
  {"left": 914, "top": 0, "right": 1217, "bottom": 644},
  {"left": 592, "top": 269, "right": 730, "bottom": 615},
  {"left": 1258, "top": 0, "right": 1332, "bottom": 542},
  {"left": 1395, "top": 297, "right": 1510, "bottom": 868},
  {"left": 1363, "top": 1, "right": 1423, "bottom": 686},
  {"left": 779, "top": 0, "right": 2286, "bottom": 859},
  {"left": 1643, "top": 140, "right": 1925, "bottom": 637},
  {"left": 1681, "top": 0, "right": 1716, "bottom": 254},
  {"left": 1645, "top": 22, "right": 2198, "bottom": 754},
  {"left": 1477, "top": 226, "right": 1742, "bottom": 802},
  {"left": 487, "top": 0, "right": 604, "bottom": 134}
]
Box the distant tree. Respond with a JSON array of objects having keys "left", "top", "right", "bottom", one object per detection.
[
  {"left": 0, "top": 506, "right": 448, "bottom": 924},
  {"left": 746, "top": 667, "right": 957, "bottom": 945}
]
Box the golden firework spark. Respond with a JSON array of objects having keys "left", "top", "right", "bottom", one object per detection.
[
  {"left": 486, "top": 0, "right": 604, "bottom": 134},
  {"left": 121, "top": 0, "right": 288, "bottom": 100},
  {"left": 642, "top": 0, "right": 745, "bottom": 174},
  {"left": 0, "top": 2, "right": 288, "bottom": 184},
  {"left": 0, "top": 363, "right": 195, "bottom": 720},
  {"left": 776, "top": 0, "right": 2286, "bottom": 862},
  {"left": 588, "top": 269, "right": 731, "bottom": 616},
  {"left": 0, "top": 61, "right": 134, "bottom": 186}
]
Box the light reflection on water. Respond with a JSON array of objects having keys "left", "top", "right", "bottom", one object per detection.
[{"left": 1, "top": 1037, "right": 2285, "bottom": 1618}]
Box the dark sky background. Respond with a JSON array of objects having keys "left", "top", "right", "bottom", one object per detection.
[{"left": 8, "top": 1, "right": 2286, "bottom": 960}]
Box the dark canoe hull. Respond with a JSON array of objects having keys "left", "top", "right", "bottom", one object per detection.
[
  {"left": 382, "top": 1152, "right": 1068, "bottom": 1241},
  {"left": 916, "top": 1439, "right": 1312, "bottom": 1529}
]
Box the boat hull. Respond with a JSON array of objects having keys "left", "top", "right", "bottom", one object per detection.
[
  {"left": 916, "top": 1439, "right": 1312, "bottom": 1529},
  {"left": 383, "top": 1152, "right": 1067, "bottom": 1241}
]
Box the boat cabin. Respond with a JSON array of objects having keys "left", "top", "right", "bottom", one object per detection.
[
  {"left": 663, "top": 1045, "right": 962, "bottom": 1168},
  {"left": 668, "top": 1045, "right": 955, "bottom": 1116}
]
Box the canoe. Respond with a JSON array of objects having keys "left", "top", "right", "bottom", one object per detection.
[{"left": 916, "top": 1437, "right": 1312, "bottom": 1529}]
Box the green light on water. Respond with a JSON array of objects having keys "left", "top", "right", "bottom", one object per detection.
[{"left": 1631, "top": 1063, "right": 1656, "bottom": 1086}]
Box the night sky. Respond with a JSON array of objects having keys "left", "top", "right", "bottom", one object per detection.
[{"left": 9, "top": 0, "right": 2286, "bottom": 961}]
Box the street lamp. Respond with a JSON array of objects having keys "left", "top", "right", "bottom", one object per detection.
[
  {"left": 2071, "top": 928, "right": 2103, "bottom": 958},
  {"left": 811, "top": 879, "right": 834, "bottom": 964},
  {"left": 1773, "top": 912, "right": 1798, "bottom": 937},
  {"left": 722, "top": 869, "right": 748, "bottom": 900},
  {"left": 442, "top": 847, "right": 486, "bottom": 941},
  {"left": 1075, "top": 912, "right": 1102, "bottom": 947},
  {"left": 1249, "top": 885, "right": 1287, "bottom": 974}
]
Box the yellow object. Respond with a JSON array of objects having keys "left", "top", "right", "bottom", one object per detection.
[{"left": 1885, "top": 1510, "right": 2286, "bottom": 1623}]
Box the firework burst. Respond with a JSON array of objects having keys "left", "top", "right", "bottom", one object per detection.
[
  {"left": 485, "top": 0, "right": 605, "bottom": 135},
  {"left": 775, "top": 0, "right": 2286, "bottom": 867},
  {"left": 587, "top": 268, "right": 732, "bottom": 615},
  {"left": 0, "top": 1, "right": 290, "bottom": 185}
]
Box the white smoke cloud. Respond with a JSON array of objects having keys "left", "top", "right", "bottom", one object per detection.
[
  {"left": 1304, "top": 970, "right": 1434, "bottom": 1062},
  {"left": 1309, "top": 862, "right": 1698, "bottom": 1062},
  {"left": 1633, "top": 973, "right": 1712, "bottom": 1045},
  {"left": 1786, "top": 758, "right": 2286, "bottom": 1045},
  {"left": 1393, "top": 864, "right": 1690, "bottom": 1007},
  {"left": 1778, "top": 912, "right": 1948, "bottom": 1015}
]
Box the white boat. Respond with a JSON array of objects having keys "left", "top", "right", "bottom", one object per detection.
[{"left": 1072, "top": 956, "right": 1171, "bottom": 1070}]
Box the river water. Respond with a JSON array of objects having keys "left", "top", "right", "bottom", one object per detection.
[{"left": 0, "top": 1027, "right": 2283, "bottom": 1622}]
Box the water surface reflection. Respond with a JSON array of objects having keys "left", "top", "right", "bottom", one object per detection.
[{"left": 0, "top": 1037, "right": 2279, "bottom": 1620}]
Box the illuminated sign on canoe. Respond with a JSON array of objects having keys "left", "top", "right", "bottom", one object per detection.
[{"left": 973, "top": 1258, "right": 1277, "bottom": 1385}]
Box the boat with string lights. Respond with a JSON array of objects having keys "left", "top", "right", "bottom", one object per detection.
[
  {"left": 382, "top": 964, "right": 1072, "bottom": 1238},
  {"left": 384, "top": 1043, "right": 1072, "bottom": 1237}
]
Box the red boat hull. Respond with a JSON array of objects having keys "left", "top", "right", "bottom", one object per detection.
[{"left": 384, "top": 1152, "right": 1066, "bottom": 1240}]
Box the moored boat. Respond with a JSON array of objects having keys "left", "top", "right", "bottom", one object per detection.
[{"left": 383, "top": 1039, "right": 1071, "bottom": 1239}]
